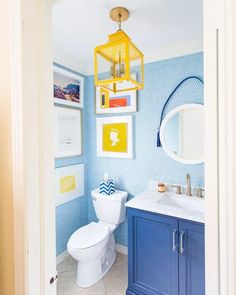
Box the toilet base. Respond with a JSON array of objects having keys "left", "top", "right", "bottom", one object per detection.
[{"left": 76, "top": 234, "right": 116, "bottom": 288}]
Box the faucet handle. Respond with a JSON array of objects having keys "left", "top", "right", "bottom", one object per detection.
[
  {"left": 196, "top": 187, "right": 205, "bottom": 198},
  {"left": 171, "top": 184, "right": 182, "bottom": 194}
]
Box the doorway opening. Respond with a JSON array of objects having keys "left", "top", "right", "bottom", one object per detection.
[{"left": 51, "top": 1, "right": 206, "bottom": 294}]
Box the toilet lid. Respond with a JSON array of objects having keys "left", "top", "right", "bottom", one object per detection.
[{"left": 68, "top": 222, "right": 109, "bottom": 250}]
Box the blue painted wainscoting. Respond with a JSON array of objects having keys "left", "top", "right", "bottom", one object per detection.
[{"left": 127, "top": 208, "right": 205, "bottom": 295}]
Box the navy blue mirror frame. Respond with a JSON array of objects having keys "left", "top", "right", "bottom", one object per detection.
[{"left": 157, "top": 76, "right": 204, "bottom": 147}]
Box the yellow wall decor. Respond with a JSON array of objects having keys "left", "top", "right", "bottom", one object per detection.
[
  {"left": 94, "top": 7, "right": 144, "bottom": 93},
  {"left": 96, "top": 115, "right": 133, "bottom": 159},
  {"left": 60, "top": 175, "right": 76, "bottom": 193},
  {"left": 55, "top": 164, "right": 84, "bottom": 206},
  {"left": 102, "top": 123, "right": 128, "bottom": 153}
]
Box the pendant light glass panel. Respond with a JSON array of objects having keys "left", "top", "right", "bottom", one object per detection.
[{"left": 94, "top": 31, "right": 144, "bottom": 93}]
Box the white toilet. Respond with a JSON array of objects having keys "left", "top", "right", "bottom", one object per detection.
[{"left": 67, "top": 188, "right": 128, "bottom": 288}]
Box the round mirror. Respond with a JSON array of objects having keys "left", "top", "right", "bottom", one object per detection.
[{"left": 160, "top": 104, "right": 204, "bottom": 164}]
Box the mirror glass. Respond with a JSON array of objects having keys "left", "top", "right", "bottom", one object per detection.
[{"left": 160, "top": 104, "right": 204, "bottom": 164}]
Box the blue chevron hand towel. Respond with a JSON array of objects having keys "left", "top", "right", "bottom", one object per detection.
[{"left": 99, "top": 179, "right": 115, "bottom": 195}]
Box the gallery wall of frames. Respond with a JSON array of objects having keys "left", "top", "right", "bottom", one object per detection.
[
  {"left": 53, "top": 62, "right": 137, "bottom": 255},
  {"left": 54, "top": 63, "right": 136, "bottom": 207},
  {"left": 53, "top": 65, "right": 84, "bottom": 206}
]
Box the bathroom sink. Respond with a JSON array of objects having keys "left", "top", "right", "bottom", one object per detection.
[
  {"left": 157, "top": 193, "right": 204, "bottom": 213},
  {"left": 125, "top": 190, "right": 205, "bottom": 223},
  {"left": 157, "top": 194, "right": 182, "bottom": 207}
]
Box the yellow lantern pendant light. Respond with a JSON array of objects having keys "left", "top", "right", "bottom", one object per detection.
[{"left": 94, "top": 7, "right": 144, "bottom": 93}]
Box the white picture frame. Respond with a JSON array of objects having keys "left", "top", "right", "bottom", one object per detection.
[
  {"left": 96, "top": 115, "right": 133, "bottom": 159},
  {"left": 55, "top": 164, "right": 84, "bottom": 206},
  {"left": 53, "top": 65, "right": 84, "bottom": 108},
  {"left": 54, "top": 107, "right": 82, "bottom": 158}
]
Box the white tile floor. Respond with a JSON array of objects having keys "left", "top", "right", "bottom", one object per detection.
[{"left": 57, "top": 252, "right": 128, "bottom": 295}]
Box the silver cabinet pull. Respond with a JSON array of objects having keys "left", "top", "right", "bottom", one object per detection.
[
  {"left": 179, "top": 231, "right": 185, "bottom": 254},
  {"left": 172, "top": 229, "right": 177, "bottom": 251}
]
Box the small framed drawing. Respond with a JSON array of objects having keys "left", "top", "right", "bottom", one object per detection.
[
  {"left": 54, "top": 107, "right": 82, "bottom": 158},
  {"left": 55, "top": 164, "right": 84, "bottom": 206},
  {"left": 96, "top": 115, "right": 133, "bottom": 159},
  {"left": 53, "top": 65, "right": 84, "bottom": 108},
  {"left": 95, "top": 80, "right": 137, "bottom": 114}
]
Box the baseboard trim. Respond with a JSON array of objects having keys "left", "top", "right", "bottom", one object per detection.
[
  {"left": 115, "top": 243, "right": 128, "bottom": 255},
  {"left": 56, "top": 250, "right": 69, "bottom": 265}
]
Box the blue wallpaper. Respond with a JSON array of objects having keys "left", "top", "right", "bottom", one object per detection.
[
  {"left": 56, "top": 196, "right": 88, "bottom": 255},
  {"left": 55, "top": 53, "right": 204, "bottom": 255},
  {"left": 86, "top": 52, "right": 204, "bottom": 247}
]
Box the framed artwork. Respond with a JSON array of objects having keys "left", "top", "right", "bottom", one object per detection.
[
  {"left": 53, "top": 65, "right": 84, "bottom": 108},
  {"left": 96, "top": 115, "right": 133, "bottom": 158},
  {"left": 54, "top": 107, "right": 82, "bottom": 158},
  {"left": 95, "top": 79, "right": 137, "bottom": 114},
  {"left": 55, "top": 164, "right": 84, "bottom": 206}
]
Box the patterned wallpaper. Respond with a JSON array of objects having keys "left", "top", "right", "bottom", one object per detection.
[
  {"left": 55, "top": 52, "right": 204, "bottom": 255},
  {"left": 86, "top": 52, "right": 204, "bottom": 247}
]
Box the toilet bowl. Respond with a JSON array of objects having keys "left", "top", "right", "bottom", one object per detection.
[{"left": 67, "top": 189, "right": 128, "bottom": 288}]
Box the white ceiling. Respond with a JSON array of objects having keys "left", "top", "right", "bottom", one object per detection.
[{"left": 52, "top": 0, "right": 203, "bottom": 75}]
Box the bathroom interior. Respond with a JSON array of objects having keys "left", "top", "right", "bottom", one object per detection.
[{"left": 53, "top": 0, "right": 204, "bottom": 294}]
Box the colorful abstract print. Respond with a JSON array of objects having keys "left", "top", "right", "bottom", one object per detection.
[
  {"left": 54, "top": 83, "right": 80, "bottom": 103},
  {"left": 109, "top": 95, "right": 131, "bottom": 108}
]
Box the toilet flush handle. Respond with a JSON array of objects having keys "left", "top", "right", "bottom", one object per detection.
[{"left": 92, "top": 195, "right": 97, "bottom": 201}]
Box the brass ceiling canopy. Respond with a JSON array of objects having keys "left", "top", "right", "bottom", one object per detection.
[{"left": 109, "top": 7, "right": 129, "bottom": 23}]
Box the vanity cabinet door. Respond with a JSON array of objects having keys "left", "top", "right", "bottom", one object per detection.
[
  {"left": 127, "top": 209, "right": 179, "bottom": 295},
  {"left": 178, "top": 220, "right": 205, "bottom": 295}
]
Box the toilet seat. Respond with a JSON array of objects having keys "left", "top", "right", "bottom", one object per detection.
[{"left": 68, "top": 222, "right": 109, "bottom": 250}]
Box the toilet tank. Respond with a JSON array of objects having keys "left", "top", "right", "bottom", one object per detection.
[{"left": 91, "top": 189, "right": 128, "bottom": 225}]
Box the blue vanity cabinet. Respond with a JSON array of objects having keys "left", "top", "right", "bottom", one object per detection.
[
  {"left": 178, "top": 220, "right": 205, "bottom": 295},
  {"left": 127, "top": 208, "right": 179, "bottom": 295},
  {"left": 127, "top": 208, "right": 205, "bottom": 295}
]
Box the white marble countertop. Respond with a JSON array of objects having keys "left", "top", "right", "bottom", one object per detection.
[{"left": 125, "top": 189, "right": 205, "bottom": 223}]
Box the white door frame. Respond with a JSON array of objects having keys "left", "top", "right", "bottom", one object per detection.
[
  {"left": 10, "top": 0, "right": 57, "bottom": 294},
  {"left": 217, "top": 0, "right": 236, "bottom": 293},
  {"left": 10, "top": 0, "right": 236, "bottom": 294},
  {"left": 205, "top": 0, "right": 236, "bottom": 294}
]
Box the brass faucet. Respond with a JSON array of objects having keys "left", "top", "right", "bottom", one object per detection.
[{"left": 186, "top": 174, "right": 192, "bottom": 196}]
